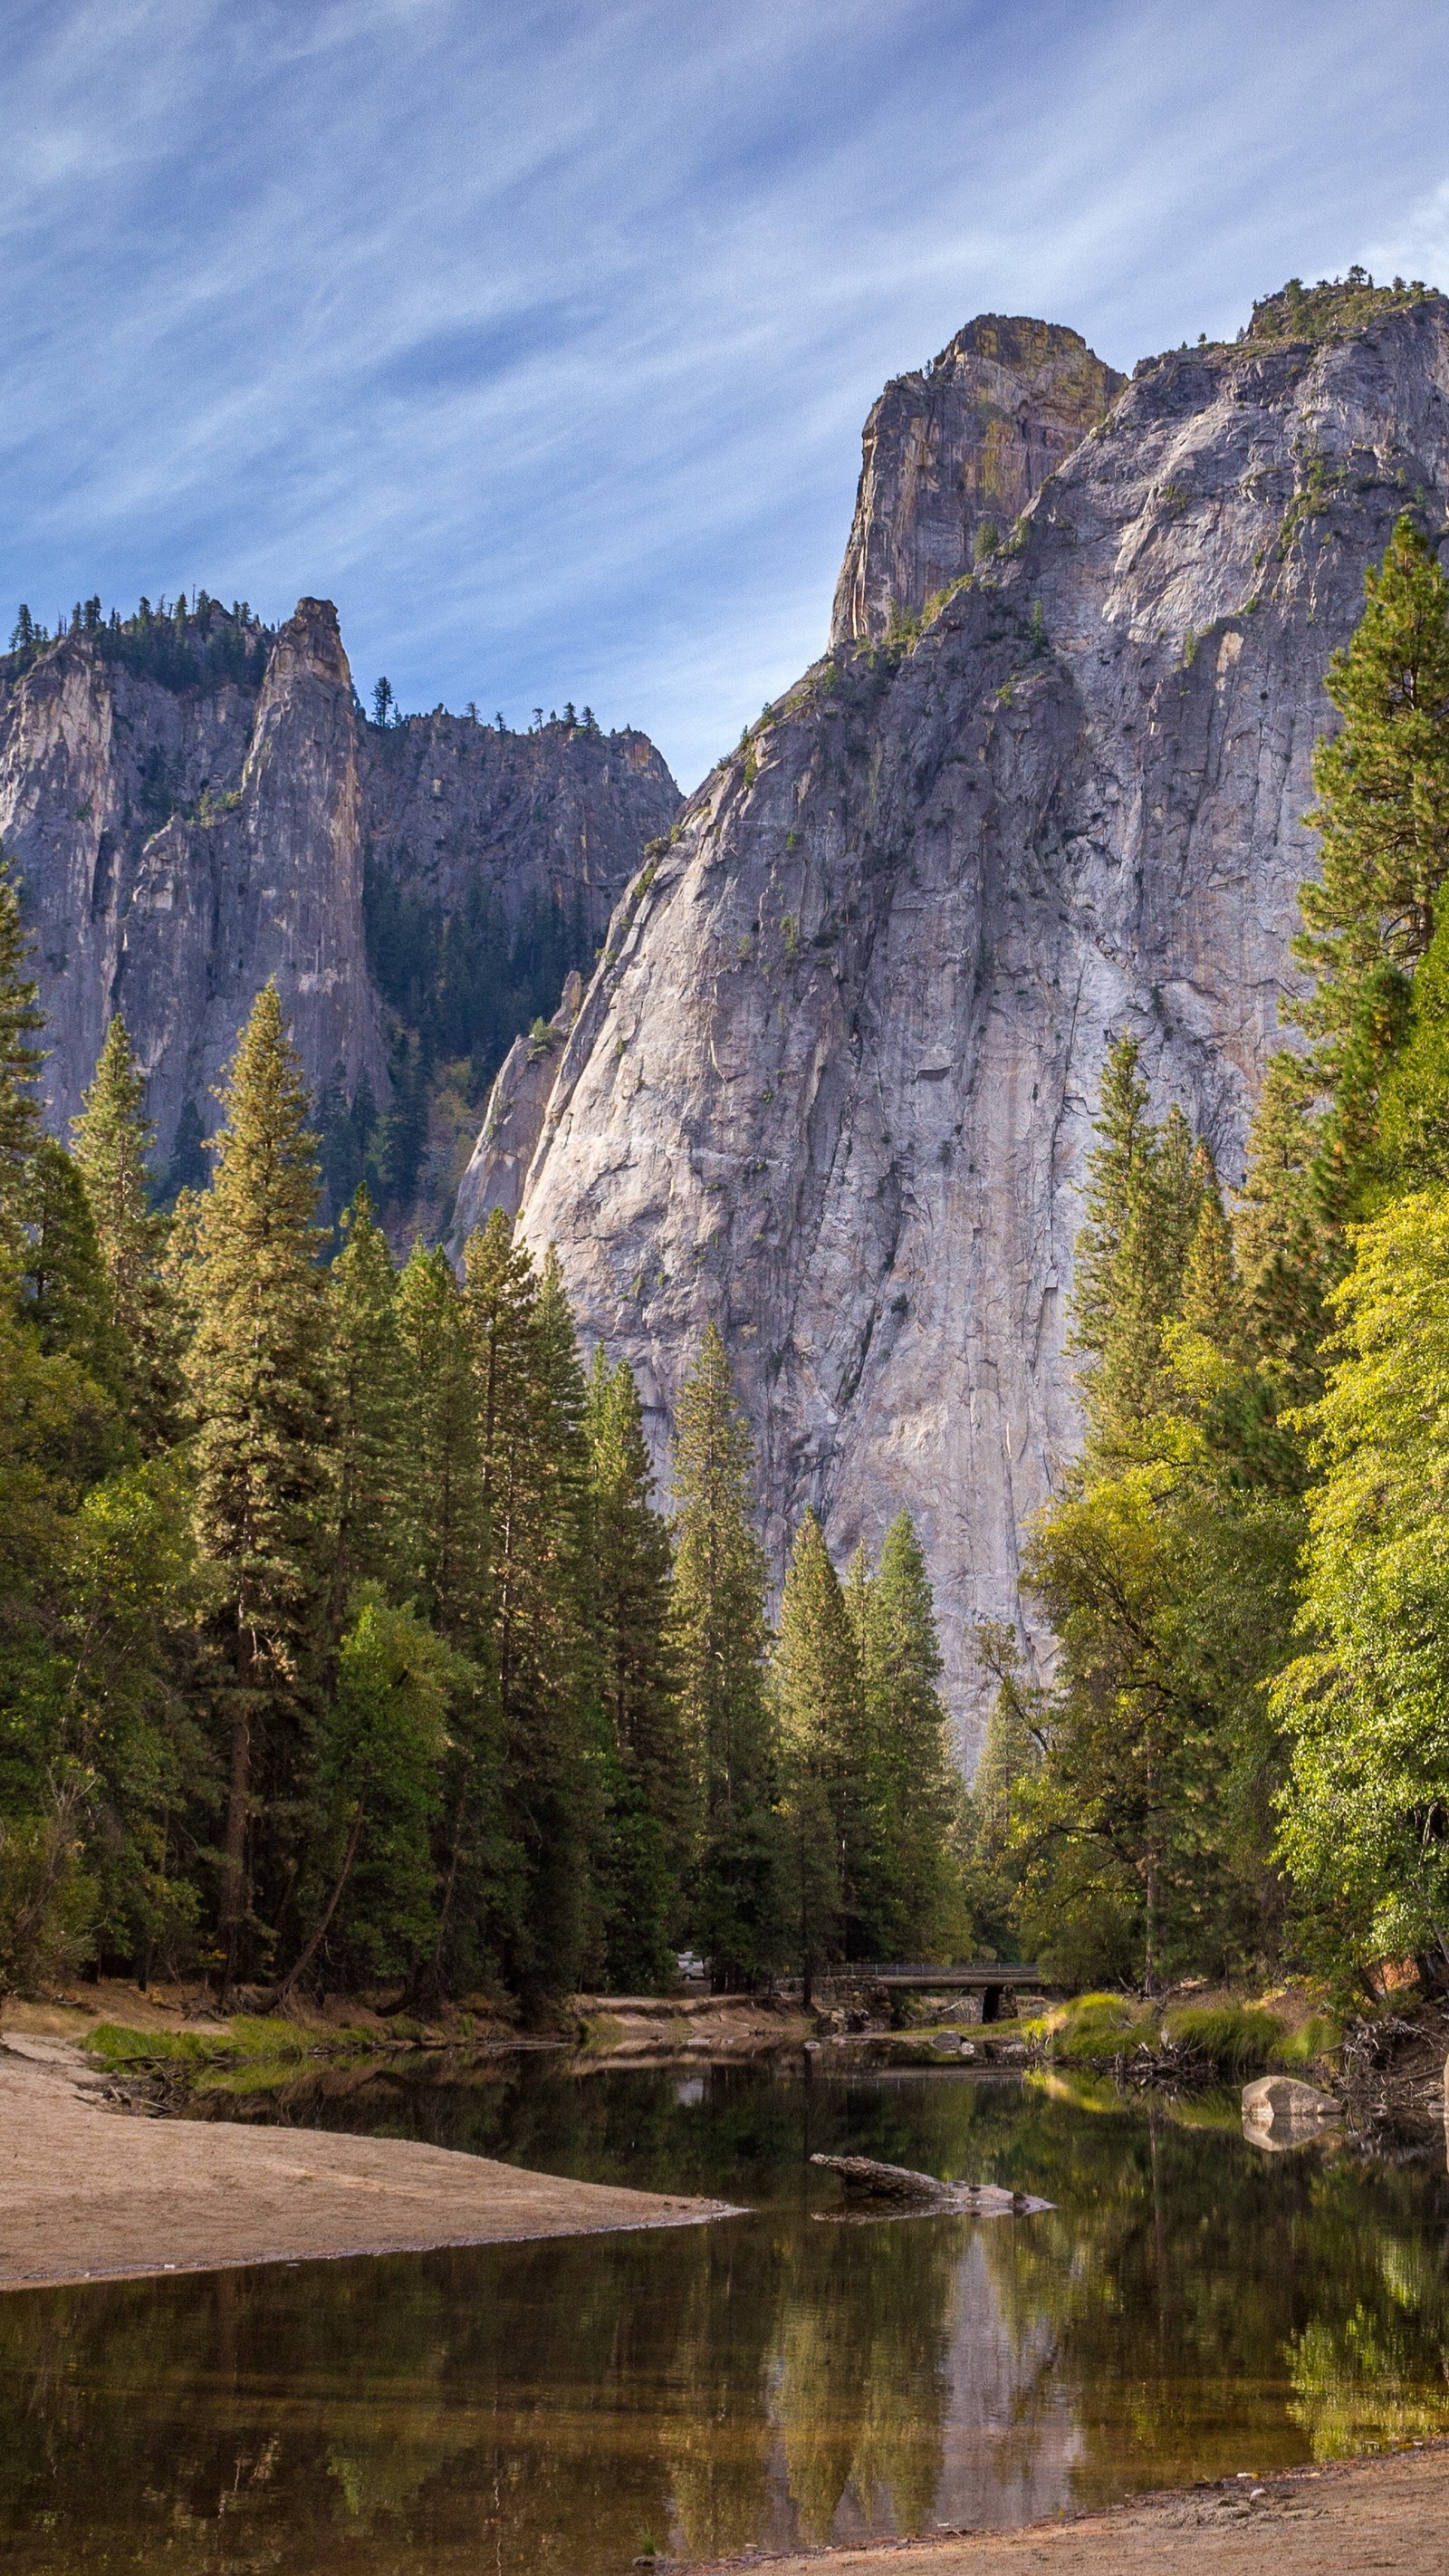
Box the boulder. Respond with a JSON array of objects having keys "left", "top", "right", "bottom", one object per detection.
[{"left": 1243, "top": 2075, "right": 1339, "bottom": 2123}]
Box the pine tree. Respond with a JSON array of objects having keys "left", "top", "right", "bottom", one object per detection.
[
  {"left": 325, "top": 1187, "right": 407, "bottom": 1630},
  {"left": 71, "top": 1016, "right": 179, "bottom": 1447},
  {"left": 585, "top": 1345, "right": 685, "bottom": 1989},
  {"left": 1291, "top": 513, "right": 1449, "bottom": 1208},
  {"left": 19, "top": 1139, "right": 121, "bottom": 1400},
  {"left": 772, "top": 1511, "right": 857, "bottom": 2000},
  {"left": 394, "top": 1240, "right": 507, "bottom": 1996},
  {"left": 465, "top": 1216, "right": 597, "bottom": 2007},
  {"left": 0, "top": 850, "right": 43, "bottom": 1278},
  {"left": 1070, "top": 1036, "right": 1205, "bottom": 1455},
  {"left": 1274, "top": 1185, "right": 1449, "bottom": 1973},
  {"left": 669, "top": 1324, "right": 779, "bottom": 1987},
  {"left": 395, "top": 1243, "right": 487, "bottom": 1639},
  {"left": 868, "top": 1514, "right": 964, "bottom": 1960},
  {"left": 1377, "top": 891, "right": 1449, "bottom": 1189},
  {"left": 1233, "top": 1051, "right": 1330, "bottom": 1399},
  {"left": 186, "top": 983, "right": 332, "bottom": 1990}
]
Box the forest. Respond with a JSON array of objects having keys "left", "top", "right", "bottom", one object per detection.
[
  {"left": 2, "top": 511, "right": 1448, "bottom": 2017},
  {"left": 977, "top": 513, "right": 1449, "bottom": 1999},
  {"left": 0, "top": 913, "right": 963, "bottom": 2011}
]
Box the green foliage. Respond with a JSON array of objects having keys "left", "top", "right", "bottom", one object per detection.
[
  {"left": 0, "top": 851, "right": 43, "bottom": 1280},
  {"left": 772, "top": 1511, "right": 852, "bottom": 1997},
  {"left": 585, "top": 1346, "right": 684, "bottom": 1991},
  {"left": 1274, "top": 1187, "right": 1449, "bottom": 1970},
  {"left": 72, "top": 1016, "right": 180, "bottom": 1448},
  {"left": 1292, "top": 514, "right": 1449, "bottom": 1215},
  {"left": 185, "top": 981, "right": 333, "bottom": 1988},
  {"left": 669, "top": 1323, "right": 779, "bottom": 1986},
  {"left": 1246, "top": 269, "right": 1431, "bottom": 345}
]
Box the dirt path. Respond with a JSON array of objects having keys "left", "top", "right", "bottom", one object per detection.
[
  {"left": 689, "top": 2442, "right": 1449, "bottom": 2573},
  {"left": 0, "top": 2035, "right": 737, "bottom": 2290}
]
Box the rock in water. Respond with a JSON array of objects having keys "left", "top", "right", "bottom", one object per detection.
[
  {"left": 1243, "top": 2076, "right": 1340, "bottom": 2124},
  {"left": 485, "top": 289, "right": 1449, "bottom": 1747}
]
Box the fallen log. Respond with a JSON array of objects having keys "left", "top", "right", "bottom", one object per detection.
[{"left": 809, "top": 2153, "right": 1051, "bottom": 2216}]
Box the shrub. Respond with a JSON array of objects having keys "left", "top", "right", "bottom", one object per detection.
[{"left": 1160, "top": 2004, "right": 1284, "bottom": 2075}]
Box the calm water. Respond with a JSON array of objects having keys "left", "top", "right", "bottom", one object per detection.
[{"left": 5, "top": 2058, "right": 1449, "bottom": 2572}]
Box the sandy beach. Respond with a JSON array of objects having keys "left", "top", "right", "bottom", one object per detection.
[
  {"left": 0, "top": 2033, "right": 736, "bottom": 2290},
  {"left": 689, "top": 2442, "right": 1449, "bottom": 2574}
]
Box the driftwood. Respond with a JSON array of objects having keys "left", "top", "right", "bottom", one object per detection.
[{"left": 809, "top": 2152, "right": 1051, "bottom": 2216}]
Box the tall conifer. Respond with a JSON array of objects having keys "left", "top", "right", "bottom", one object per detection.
[
  {"left": 72, "top": 1016, "right": 179, "bottom": 1447},
  {"left": 868, "top": 1513, "right": 963, "bottom": 1959},
  {"left": 187, "top": 983, "right": 332, "bottom": 1988},
  {"left": 325, "top": 1187, "right": 407, "bottom": 1630},
  {"left": 585, "top": 1345, "right": 684, "bottom": 1988},
  {"left": 0, "top": 851, "right": 43, "bottom": 1278},
  {"left": 1292, "top": 512, "right": 1449, "bottom": 1208},
  {"left": 465, "top": 1216, "right": 597, "bottom": 2006},
  {"left": 773, "top": 1511, "right": 857, "bottom": 1999},
  {"left": 669, "top": 1324, "right": 778, "bottom": 1986}
]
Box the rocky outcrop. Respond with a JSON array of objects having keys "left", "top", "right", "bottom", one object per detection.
[
  {"left": 0, "top": 605, "right": 677, "bottom": 1174},
  {"left": 830, "top": 316, "right": 1125, "bottom": 647},
  {"left": 487, "top": 292, "right": 1449, "bottom": 1754},
  {"left": 114, "top": 599, "right": 388, "bottom": 1159}
]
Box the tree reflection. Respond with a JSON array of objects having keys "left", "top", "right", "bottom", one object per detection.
[{"left": 5, "top": 2063, "right": 1449, "bottom": 2572}]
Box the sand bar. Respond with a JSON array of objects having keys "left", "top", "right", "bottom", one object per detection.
[
  {"left": 0, "top": 2035, "right": 737, "bottom": 2291},
  {"left": 691, "top": 2441, "right": 1449, "bottom": 2574}
]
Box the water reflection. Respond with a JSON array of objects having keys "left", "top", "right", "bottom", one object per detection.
[{"left": 4, "top": 2062, "right": 1449, "bottom": 2572}]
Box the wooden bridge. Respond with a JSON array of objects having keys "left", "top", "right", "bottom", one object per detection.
[{"left": 829, "top": 1963, "right": 1047, "bottom": 2023}]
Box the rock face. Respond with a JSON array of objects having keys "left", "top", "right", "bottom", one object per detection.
[
  {"left": 830, "top": 316, "right": 1126, "bottom": 647},
  {"left": 0, "top": 604, "right": 677, "bottom": 1174},
  {"left": 452, "top": 969, "right": 585, "bottom": 1237},
  {"left": 485, "top": 293, "right": 1449, "bottom": 1754}
]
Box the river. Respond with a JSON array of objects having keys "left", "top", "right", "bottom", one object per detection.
[{"left": 3, "top": 2056, "right": 1448, "bottom": 2571}]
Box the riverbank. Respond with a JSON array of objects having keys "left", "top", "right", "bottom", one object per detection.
[
  {"left": 688, "top": 2440, "right": 1449, "bottom": 2573},
  {"left": 0, "top": 2034, "right": 737, "bottom": 2291}
]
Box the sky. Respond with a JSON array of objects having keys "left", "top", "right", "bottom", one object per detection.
[{"left": 5, "top": 3, "right": 1449, "bottom": 789}]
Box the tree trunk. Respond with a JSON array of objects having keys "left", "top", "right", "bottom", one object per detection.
[
  {"left": 264, "top": 1798, "right": 367, "bottom": 2009},
  {"left": 218, "top": 1626, "right": 254, "bottom": 2004}
]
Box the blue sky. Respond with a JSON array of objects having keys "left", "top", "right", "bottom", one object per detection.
[{"left": 5, "top": 1, "right": 1449, "bottom": 787}]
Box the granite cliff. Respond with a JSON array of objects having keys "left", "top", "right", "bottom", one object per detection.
[
  {"left": 475, "top": 286, "right": 1449, "bottom": 1753},
  {"left": 0, "top": 597, "right": 677, "bottom": 1219}
]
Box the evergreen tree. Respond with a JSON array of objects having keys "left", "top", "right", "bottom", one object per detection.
[
  {"left": 1291, "top": 513, "right": 1449, "bottom": 1209},
  {"left": 394, "top": 1240, "right": 508, "bottom": 1995},
  {"left": 772, "top": 1511, "right": 856, "bottom": 2000},
  {"left": 72, "top": 1015, "right": 179, "bottom": 1447},
  {"left": 1233, "top": 1051, "right": 1330, "bottom": 1402},
  {"left": 0, "top": 851, "right": 43, "bottom": 1277},
  {"left": 1377, "top": 891, "right": 1449, "bottom": 1189},
  {"left": 867, "top": 1514, "right": 964, "bottom": 1960},
  {"left": 585, "top": 1345, "right": 684, "bottom": 1988},
  {"left": 465, "top": 1216, "right": 597, "bottom": 2007},
  {"left": 1274, "top": 1185, "right": 1449, "bottom": 1976},
  {"left": 324, "top": 1187, "right": 407, "bottom": 1630},
  {"left": 19, "top": 1139, "right": 122, "bottom": 1401},
  {"left": 669, "top": 1324, "right": 779, "bottom": 1987},
  {"left": 186, "top": 983, "right": 332, "bottom": 1990},
  {"left": 275, "top": 1589, "right": 471, "bottom": 1998},
  {"left": 1070, "top": 1037, "right": 1205, "bottom": 1455}
]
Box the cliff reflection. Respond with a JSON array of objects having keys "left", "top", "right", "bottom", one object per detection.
[{"left": 3, "top": 2062, "right": 1449, "bottom": 2574}]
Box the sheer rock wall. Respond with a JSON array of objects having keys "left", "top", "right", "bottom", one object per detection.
[
  {"left": 492, "top": 296, "right": 1449, "bottom": 1755},
  {"left": 0, "top": 603, "right": 676, "bottom": 1158}
]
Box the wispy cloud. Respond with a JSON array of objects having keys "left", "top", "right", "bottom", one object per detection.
[{"left": 3, "top": 0, "right": 1448, "bottom": 783}]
